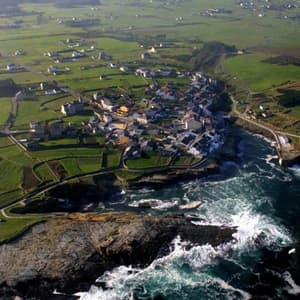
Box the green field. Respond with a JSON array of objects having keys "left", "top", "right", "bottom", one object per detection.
[
  {"left": 0, "top": 97, "right": 11, "bottom": 127},
  {"left": 0, "top": 137, "right": 34, "bottom": 207},
  {"left": 126, "top": 152, "right": 170, "bottom": 169},
  {"left": 0, "top": 217, "right": 45, "bottom": 242},
  {"left": 225, "top": 54, "right": 300, "bottom": 92}
]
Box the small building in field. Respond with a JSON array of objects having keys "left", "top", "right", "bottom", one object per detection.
[
  {"left": 30, "top": 121, "right": 45, "bottom": 138},
  {"left": 72, "top": 51, "right": 84, "bottom": 58},
  {"left": 15, "top": 50, "right": 24, "bottom": 56},
  {"left": 47, "top": 65, "right": 58, "bottom": 73},
  {"left": 48, "top": 120, "right": 63, "bottom": 138},
  {"left": 120, "top": 66, "right": 128, "bottom": 72},
  {"left": 141, "top": 53, "right": 151, "bottom": 60},
  {"left": 45, "top": 89, "right": 61, "bottom": 96},
  {"left": 6, "top": 64, "right": 16, "bottom": 71},
  {"left": 98, "top": 51, "right": 112, "bottom": 60},
  {"left": 61, "top": 99, "right": 84, "bottom": 116},
  {"left": 148, "top": 47, "right": 157, "bottom": 54},
  {"left": 15, "top": 91, "right": 25, "bottom": 101}
]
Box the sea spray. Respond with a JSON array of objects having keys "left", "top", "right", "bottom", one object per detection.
[{"left": 81, "top": 132, "right": 297, "bottom": 299}]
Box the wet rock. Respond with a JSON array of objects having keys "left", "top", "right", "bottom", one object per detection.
[{"left": 0, "top": 212, "right": 235, "bottom": 299}]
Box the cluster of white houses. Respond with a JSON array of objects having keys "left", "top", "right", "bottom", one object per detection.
[
  {"left": 76, "top": 72, "right": 225, "bottom": 159},
  {"left": 24, "top": 64, "right": 224, "bottom": 160}
]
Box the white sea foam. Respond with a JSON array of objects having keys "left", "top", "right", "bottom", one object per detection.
[
  {"left": 79, "top": 237, "right": 253, "bottom": 300},
  {"left": 252, "top": 133, "right": 275, "bottom": 146},
  {"left": 209, "top": 278, "right": 251, "bottom": 300},
  {"left": 282, "top": 271, "right": 300, "bottom": 295},
  {"left": 182, "top": 169, "right": 292, "bottom": 252},
  {"left": 80, "top": 202, "right": 291, "bottom": 300},
  {"left": 128, "top": 198, "right": 178, "bottom": 210},
  {"left": 80, "top": 134, "right": 294, "bottom": 300},
  {"left": 289, "top": 165, "right": 300, "bottom": 179},
  {"left": 265, "top": 154, "right": 278, "bottom": 168}
]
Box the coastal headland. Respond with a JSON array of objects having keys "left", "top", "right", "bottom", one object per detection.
[{"left": 0, "top": 212, "right": 236, "bottom": 299}]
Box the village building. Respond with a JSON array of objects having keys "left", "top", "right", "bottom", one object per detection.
[
  {"left": 30, "top": 121, "right": 45, "bottom": 138},
  {"left": 61, "top": 99, "right": 84, "bottom": 116},
  {"left": 133, "top": 113, "right": 148, "bottom": 125},
  {"left": 140, "top": 140, "right": 155, "bottom": 152},
  {"left": 120, "top": 66, "right": 128, "bottom": 72},
  {"left": 101, "top": 113, "right": 112, "bottom": 124},
  {"left": 100, "top": 98, "right": 115, "bottom": 112},
  {"left": 40, "top": 82, "right": 46, "bottom": 90},
  {"left": 47, "top": 65, "right": 58, "bottom": 73},
  {"left": 117, "top": 105, "right": 129, "bottom": 116},
  {"left": 45, "top": 89, "right": 61, "bottom": 96},
  {"left": 118, "top": 136, "right": 131, "bottom": 146},
  {"left": 15, "top": 50, "right": 24, "bottom": 56},
  {"left": 172, "top": 119, "right": 185, "bottom": 132},
  {"left": 72, "top": 51, "right": 84, "bottom": 58},
  {"left": 109, "top": 122, "right": 127, "bottom": 131},
  {"left": 93, "top": 92, "right": 103, "bottom": 101},
  {"left": 141, "top": 53, "right": 151, "bottom": 60},
  {"left": 109, "top": 63, "right": 118, "bottom": 69},
  {"left": 98, "top": 51, "right": 112, "bottom": 60},
  {"left": 156, "top": 88, "right": 176, "bottom": 100},
  {"left": 45, "top": 51, "right": 59, "bottom": 57},
  {"left": 48, "top": 120, "right": 63, "bottom": 138},
  {"left": 6, "top": 64, "right": 16, "bottom": 71},
  {"left": 15, "top": 91, "right": 25, "bottom": 101},
  {"left": 148, "top": 47, "right": 157, "bottom": 54}
]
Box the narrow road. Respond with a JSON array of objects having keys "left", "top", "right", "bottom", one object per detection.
[
  {"left": 0, "top": 166, "right": 119, "bottom": 218},
  {"left": 0, "top": 155, "right": 212, "bottom": 219}
]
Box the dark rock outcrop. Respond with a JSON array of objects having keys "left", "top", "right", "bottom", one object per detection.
[{"left": 0, "top": 212, "right": 236, "bottom": 299}]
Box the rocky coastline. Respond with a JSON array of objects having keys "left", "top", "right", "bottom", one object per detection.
[
  {"left": 233, "top": 117, "right": 300, "bottom": 167},
  {"left": 0, "top": 212, "right": 236, "bottom": 299}
]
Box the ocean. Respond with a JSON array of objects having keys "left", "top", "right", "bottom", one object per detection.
[{"left": 79, "top": 129, "right": 300, "bottom": 300}]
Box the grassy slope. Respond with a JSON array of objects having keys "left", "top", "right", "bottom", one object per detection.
[
  {"left": 0, "top": 217, "right": 45, "bottom": 242},
  {"left": 225, "top": 54, "right": 300, "bottom": 92},
  {"left": 0, "top": 137, "right": 34, "bottom": 206}
]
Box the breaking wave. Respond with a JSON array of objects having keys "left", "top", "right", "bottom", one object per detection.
[{"left": 79, "top": 132, "right": 297, "bottom": 299}]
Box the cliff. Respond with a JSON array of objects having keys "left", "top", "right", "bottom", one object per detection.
[{"left": 0, "top": 212, "right": 236, "bottom": 299}]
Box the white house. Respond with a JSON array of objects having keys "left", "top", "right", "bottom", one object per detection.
[
  {"left": 61, "top": 100, "right": 84, "bottom": 116},
  {"left": 72, "top": 51, "right": 84, "bottom": 58},
  {"left": 93, "top": 92, "right": 103, "bottom": 101},
  {"left": 47, "top": 65, "right": 57, "bottom": 73},
  {"left": 120, "top": 66, "right": 128, "bottom": 72},
  {"left": 15, "top": 91, "right": 24, "bottom": 101},
  {"left": 185, "top": 118, "right": 203, "bottom": 132},
  {"left": 45, "top": 89, "right": 61, "bottom": 96},
  {"left": 100, "top": 98, "right": 115, "bottom": 112},
  {"left": 6, "top": 64, "right": 16, "bottom": 71},
  {"left": 133, "top": 113, "right": 148, "bottom": 125}
]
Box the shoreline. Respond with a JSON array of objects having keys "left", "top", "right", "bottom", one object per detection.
[
  {"left": 0, "top": 213, "right": 236, "bottom": 299},
  {"left": 232, "top": 117, "right": 300, "bottom": 167}
]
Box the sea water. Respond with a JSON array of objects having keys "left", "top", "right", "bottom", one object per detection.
[{"left": 80, "top": 130, "right": 300, "bottom": 300}]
